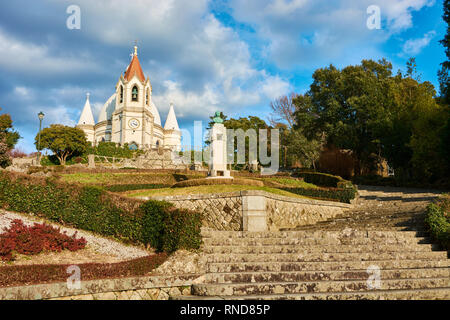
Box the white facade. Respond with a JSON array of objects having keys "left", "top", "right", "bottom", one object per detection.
[{"left": 77, "top": 46, "right": 181, "bottom": 151}]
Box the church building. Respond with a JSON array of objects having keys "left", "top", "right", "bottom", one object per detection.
[{"left": 77, "top": 46, "right": 181, "bottom": 151}]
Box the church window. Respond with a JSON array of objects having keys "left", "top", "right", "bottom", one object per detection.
[
  {"left": 119, "top": 86, "right": 123, "bottom": 103},
  {"left": 156, "top": 140, "right": 160, "bottom": 148},
  {"left": 146, "top": 88, "right": 149, "bottom": 106},
  {"left": 132, "top": 86, "right": 139, "bottom": 102}
]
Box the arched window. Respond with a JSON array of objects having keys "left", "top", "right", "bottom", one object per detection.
[
  {"left": 119, "top": 86, "right": 123, "bottom": 103},
  {"left": 146, "top": 88, "right": 149, "bottom": 106},
  {"left": 156, "top": 140, "right": 160, "bottom": 148},
  {"left": 132, "top": 86, "right": 139, "bottom": 102}
]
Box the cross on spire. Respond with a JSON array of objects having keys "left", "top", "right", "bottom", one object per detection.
[{"left": 134, "top": 40, "right": 138, "bottom": 56}]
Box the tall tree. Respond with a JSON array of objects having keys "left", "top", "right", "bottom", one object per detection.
[
  {"left": 269, "top": 93, "right": 297, "bottom": 128},
  {"left": 294, "top": 59, "right": 396, "bottom": 174},
  {"left": 0, "top": 109, "right": 21, "bottom": 168},
  {"left": 438, "top": 0, "right": 450, "bottom": 103},
  {"left": 35, "top": 125, "right": 88, "bottom": 165}
]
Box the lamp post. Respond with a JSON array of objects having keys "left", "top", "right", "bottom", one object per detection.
[{"left": 37, "top": 112, "right": 44, "bottom": 164}]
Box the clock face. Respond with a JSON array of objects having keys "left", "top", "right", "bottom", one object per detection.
[{"left": 129, "top": 118, "right": 140, "bottom": 129}]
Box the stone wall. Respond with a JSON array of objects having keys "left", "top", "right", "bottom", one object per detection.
[
  {"left": 144, "top": 190, "right": 352, "bottom": 232},
  {"left": 151, "top": 192, "right": 243, "bottom": 231},
  {"left": 264, "top": 192, "right": 351, "bottom": 231},
  {"left": 0, "top": 275, "right": 198, "bottom": 300}
]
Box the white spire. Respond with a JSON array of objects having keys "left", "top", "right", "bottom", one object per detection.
[
  {"left": 164, "top": 102, "right": 180, "bottom": 131},
  {"left": 77, "top": 93, "right": 95, "bottom": 126}
]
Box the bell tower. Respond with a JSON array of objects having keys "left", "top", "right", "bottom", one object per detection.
[{"left": 111, "top": 45, "right": 154, "bottom": 148}]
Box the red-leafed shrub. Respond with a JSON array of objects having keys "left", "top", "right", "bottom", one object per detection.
[
  {"left": 0, "top": 219, "right": 87, "bottom": 261},
  {"left": 0, "top": 254, "right": 167, "bottom": 287}
]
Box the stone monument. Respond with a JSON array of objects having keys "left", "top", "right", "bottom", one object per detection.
[{"left": 208, "top": 112, "right": 232, "bottom": 178}]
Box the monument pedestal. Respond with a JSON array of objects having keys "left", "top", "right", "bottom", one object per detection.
[{"left": 208, "top": 122, "right": 232, "bottom": 179}]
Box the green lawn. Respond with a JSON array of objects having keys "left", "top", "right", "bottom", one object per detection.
[
  {"left": 261, "top": 177, "right": 318, "bottom": 189},
  {"left": 128, "top": 185, "right": 308, "bottom": 199},
  {"left": 60, "top": 172, "right": 205, "bottom": 185}
]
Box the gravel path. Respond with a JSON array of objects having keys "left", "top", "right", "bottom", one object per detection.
[{"left": 0, "top": 210, "right": 151, "bottom": 260}]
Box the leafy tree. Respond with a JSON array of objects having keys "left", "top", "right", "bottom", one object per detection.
[
  {"left": 438, "top": 0, "right": 450, "bottom": 104},
  {"left": 0, "top": 110, "right": 21, "bottom": 168},
  {"left": 285, "top": 128, "right": 325, "bottom": 169},
  {"left": 224, "top": 116, "right": 270, "bottom": 169},
  {"left": 293, "top": 58, "right": 447, "bottom": 180},
  {"left": 294, "top": 59, "right": 396, "bottom": 174},
  {"left": 35, "top": 125, "right": 88, "bottom": 165}
]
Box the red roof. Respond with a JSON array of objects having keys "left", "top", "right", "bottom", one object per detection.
[{"left": 124, "top": 54, "right": 145, "bottom": 83}]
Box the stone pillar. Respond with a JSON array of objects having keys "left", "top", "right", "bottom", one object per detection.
[
  {"left": 88, "top": 154, "right": 95, "bottom": 168},
  {"left": 242, "top": 192, "right": 267, "bottom": 232},
  {"left": 209, "top": 123, "right": 231, "bottom": 178}
]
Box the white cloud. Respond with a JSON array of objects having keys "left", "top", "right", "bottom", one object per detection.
[
  {"left": 0, "top": 29, "right": 98, "bottom": 75},
  {"left": 402, "top": 30, "right": 436, "bottom": 55},
  {"left": 228, "top": 0, "right": 435, "bottom": 69}
]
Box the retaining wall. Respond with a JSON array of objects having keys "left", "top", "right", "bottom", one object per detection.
[{"left": 146, "top": 190, "right": 352, "bottom": 232}]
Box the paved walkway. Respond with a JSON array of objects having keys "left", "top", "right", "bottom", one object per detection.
[{"left": 293, "top": 185, "right": 445, "bottom": 232}]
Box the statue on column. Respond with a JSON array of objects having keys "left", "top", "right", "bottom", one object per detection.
[{"left": 208, "top": 112, "right": 232, "bottom": 179}]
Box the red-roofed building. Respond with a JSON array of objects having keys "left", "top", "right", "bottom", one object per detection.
[{"left": 76, "top": 46, "right": 181, "bottom": 151}]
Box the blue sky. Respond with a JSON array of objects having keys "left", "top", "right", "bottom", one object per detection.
[{"left": 0, "top": 0, "right": 446, "bottom": 153}]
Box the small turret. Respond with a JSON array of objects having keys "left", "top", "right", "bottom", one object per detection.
[
  {"left": 77, "top": 93, "right": 95, "bottom": 126},
  {"left": 164, "top": 102, "right": 180, "bottom": 131},
  {"left": 77, "top": 93, "right": 95, "bottom": 145}
]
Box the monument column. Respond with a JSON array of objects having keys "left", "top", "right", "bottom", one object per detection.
[{"left": 208, "top": 112, "right": 231, "bottom": 178}]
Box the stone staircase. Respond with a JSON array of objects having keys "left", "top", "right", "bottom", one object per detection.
[
  {"left": 186, "top": 230, "right": 449, "bottom": 300},
  {"left": 176, "top": 186, "right": 449, "bottom": 300}
]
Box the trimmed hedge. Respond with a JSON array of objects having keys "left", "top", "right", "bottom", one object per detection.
[
  {"left": 104, "top": 184, "right": 169, "bottom": 193},
  {"left": 279, "top": 186, "right": 357, "bottom": 204},
  {"left": 0, "top": 172, "right": 202, "bottom": 253},
  {"left": 293, "top": 171, "right": 353, "bottom": 189},
  {"left": 425, "top": 195, "right": 450, "bottom": 250},
  {"left": 0, "top": 254, "right": 167, "bottom": 288},
  {"left": 172, "top": 177, "right": 264, "bottom": 188},
  {"left": 289, "top": 171, "right": 357, "bottom": 203}
]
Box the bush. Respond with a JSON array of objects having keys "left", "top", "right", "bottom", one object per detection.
[
  {"left": 104, "top": 184, "right": 169, "bottom": 193},
  {"left": 279, "top": 186, "right": 357, "bottom": 204},
  {"left": 293, "top": 171, "right": 353, "bottom": 188},
  {"left": 172, "top": 178, "right": 264, "bottom": 188},
  {"left": 0, "top": 219, "right": 87, "bottom": 261},
  {"left": 425, "top": 195, "right": 450, "bottom": 250},
  {"left": 162, "top": 207, "right": 203, "bottom": 253},
  {"left": 0, "top": 172, "right": 202, "bottom": 253},
  {"left": 0, "top": 254, "right": 167, "bottom": 288}
]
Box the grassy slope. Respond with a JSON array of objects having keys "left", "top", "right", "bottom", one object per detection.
[
  {"left": 60, "top": 172, "right": 205, "bottom": 185},
  {"left": 127, "top": 185, "right": 308, "bottom": 199},
  {"left": 261, "top": 177, "right": 318, "bottom": 189}
]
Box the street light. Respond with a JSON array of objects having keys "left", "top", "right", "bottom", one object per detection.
[{"left": 37, "top": 112, "right": 44, "bottom": 165}]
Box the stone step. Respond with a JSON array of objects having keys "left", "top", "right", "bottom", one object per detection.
[
  {"left": 204, "top": 268, "right": 450, "bottom": 284},
  {"left": 206, "top": 252, "right": 448, "bottom": 264},
  {"left": 174, "top": 288, "right": 450, "bottom": 300},
  {"left": 207, "top": 260, "right": 450, "bottom": 273},
  {"left": 201, "top": 230, "right": 422, "bottom": 239},
  {"left": 203, "top": 237, "right": 430, "bottom": 247},
  {"left": 191, "top": 278, "right": 450, "bottom": 296},
  {"left": 202, "top": 243, "right": 439, "bottom": 254}
]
